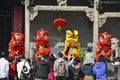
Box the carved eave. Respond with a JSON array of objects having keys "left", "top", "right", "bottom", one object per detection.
[
  {"left": 99, "top": 18, "right": 106, "bottom": 28},
  {"left": 29, "top": 5, "right": 93, "bottom": 21},
  {"left": 29, "top": 7, "right": 38, "bottom": 20},
  {"left": 57, "top": 0, "right": 67, "bottom": 6},
  {"left": 30, "top": 10, "right": 38, "bottom": 20},
  {"left": 99, "top": 12, "right": 120, "bottom": 27},
  {"left": 86, "top": 11, "right": 94, "bottom": 21}
]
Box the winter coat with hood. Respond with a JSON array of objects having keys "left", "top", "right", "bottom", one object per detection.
[
  {"left": 92, "top": 62, "right": 106, "bottom": 80},
  {"left": 34, "top": 60, "right": 50, "bottom": 79}
]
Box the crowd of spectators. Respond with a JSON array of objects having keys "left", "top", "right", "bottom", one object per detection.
[{"left": 0, "top": 48, "right": 120, "bottom": 80}]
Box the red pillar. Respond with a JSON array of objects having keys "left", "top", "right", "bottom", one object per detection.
[{"left": 13, "top": 6, "right": 23, "bottom": 33}]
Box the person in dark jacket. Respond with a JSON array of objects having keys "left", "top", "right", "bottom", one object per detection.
[
  {"left": 92, "top": 55, "right": 106, "bottom": 80},
  {"left": 34, "top": 54, "right": 50, "bottom": 80},
  {"left": 68, "top": 57, "right": 81, "bottom": 80}
]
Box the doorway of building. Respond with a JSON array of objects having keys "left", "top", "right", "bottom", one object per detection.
[{"left": 0, "top": 6, "right": 12, "bottom": 53}]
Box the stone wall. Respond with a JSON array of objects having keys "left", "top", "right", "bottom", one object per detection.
[{"left": 30, "top": 11, "right": 120, "bottom": 48}]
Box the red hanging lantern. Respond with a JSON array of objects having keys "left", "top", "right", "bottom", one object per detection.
[{"left": 53, "top": 17, "right": 66, "bottom": 32}]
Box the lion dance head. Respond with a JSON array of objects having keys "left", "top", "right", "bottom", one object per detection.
[
  {"left": 96, "top": 32, "right": 112, "bottom": 61},
  {"left": 8, "top": 32, "right": 25, "bottom": 58},
  {"left": 34, "top": 28, "right": 50, "bottom": 60},
  {"left": 64, "top": 30, "right": 80, "bottom": 59}
]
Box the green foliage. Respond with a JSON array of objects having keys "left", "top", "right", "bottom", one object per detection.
[{"left": 78, "top": 49, "right": 87, "bottom": 60}]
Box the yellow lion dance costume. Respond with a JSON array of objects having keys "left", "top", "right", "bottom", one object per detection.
[{"left": 64, "top": 30, "right": 80, "bottom": 58}]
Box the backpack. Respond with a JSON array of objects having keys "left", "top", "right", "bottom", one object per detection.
[
  {"left": 57, "top": 61, "right": 66, "bottom": 76},
  {"left": 20, "top": 61, "right": 29, "bottom": 79}
]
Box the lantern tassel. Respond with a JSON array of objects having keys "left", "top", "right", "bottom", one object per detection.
[{"left": 58, "top": 26, "right": 62, "bottom": 32}]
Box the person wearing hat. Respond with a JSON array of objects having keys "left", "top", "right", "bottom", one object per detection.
[{"left": 0, "top": 52, "right": 9, "bottom": 80}]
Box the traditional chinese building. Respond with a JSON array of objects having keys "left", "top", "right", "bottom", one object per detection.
[{"left": 0, "top": 0, "right": 120, "bottom": 57}]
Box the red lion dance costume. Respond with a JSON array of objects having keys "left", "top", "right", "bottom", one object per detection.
[
  {"left": 8, "top": 32, "right": 25, "bottom": 58},
  {"left": 96, "top": 32, "right": 112, "bottom": 61},
  {"left": 35, "top": 28, "right": 50, "bottom": 60}
]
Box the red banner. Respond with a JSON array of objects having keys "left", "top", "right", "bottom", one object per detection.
[{"left": 13, "top": 6, "right": 23, "bottom": 33}]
